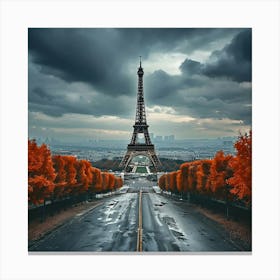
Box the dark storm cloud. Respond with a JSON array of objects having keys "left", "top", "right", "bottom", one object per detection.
[
  {"left": 179, "top": 59, "right": 202, "bottom": 75},
  {"left": 28, "top": 28, "right": 241, "bottom": 95},
  {"left": 29, "top": 85, "right": 135, "bottom": 118},
  {"left": 118, "top": 28, "right": 240, "bottom": 54},
  {"left": 32, "top": 87, "right": 54, "bottom": 102},
  {"left": 203, "top": 29, "right": 252, "bottom": 82},
  {"left": 29, "top": 29, "right": 134, "bottom": 96},
  {"left": 28, "top": 59, "right": 136, "bottom": 118},
  {"left": 28, "top": 28, "right": 251, "bottom": 130},
  {"left": 145, "top": 70, "right": 184, "bottom": 100},
  {"left": 144, "top": 30, "right": 252, "bottom": 125},
  {"left": 178, "top": 29, "right": 252, "bottom": 82},
  {"left": 146, "top": 69, "right": 252, "bottom": 124}
]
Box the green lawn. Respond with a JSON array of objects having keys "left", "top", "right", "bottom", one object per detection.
[{"left": 135, "top": 166, "right": 148, "bottom": 173}]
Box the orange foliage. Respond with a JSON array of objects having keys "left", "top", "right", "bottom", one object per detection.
[
  {"left": 108, "top": 173, "right": 115, "bottom": 191},
  {"left": 64, "top": 156, "right": 78, "bottom": 188},
  {"left": 28, "top": 139, "right": 43, "bottom": 174},
  {"left": 169, "top": 171, "right": 177, "bottom": 192},
  {"left": 53, "top": 155, "right": 67, "bottom": 187},
  {"left": 180, "top": 162, "right": 190, "bottom": 193},
  {"left": 158, "top": 174, "right": 166, "bottom": 190},
  {"left": 158, "top": 131, "right": 252, "bottom": 204},
  {"left": 228, "top": 131, "right": 252, "bottom": 204},
  {"left": 197, "top": 159, "right": 212, "bottom": 194},
  {"left": 101, "top": 172, "right": 109, "bottom": 192},
  {"left": 114, "top": 177, "right": 123, "bottom": 189},
  {"left": 165, "top": 173, "right": 171, "bottom": 191},
  {"left": 76, "top": 160, "right": 93, "bottom": 192},
  {"left": 187, "top": 161, "right": 200, "bottom": 193},
  {"left": 196, "top": 163, "right": 204, "bottom": 191},
  {"left": 28, "top": 175, "right": 54, "bottom": 205},
  {"left": 28, "top": 140, "right": 56, "bottom": 205},
  {"left": 207, "top": 151, "right": 232, "bottom": 195},
  {"left": 52, "top": 155, "right": 67, "bottom": 198},
  {"left": 204, "top": 151, "right": 233, "bottom": 201},
  {"left": 39, "top": 144, "right": 56, "bottom": 183},
  {"left": 28, "top": 139, "right": 123, "bottom": 204},
  {"left": 90, "top": 167, "right": 103, "bottom": 192},
  {"left": 176, "top": 170, "right": 182, "bottom": 193}
]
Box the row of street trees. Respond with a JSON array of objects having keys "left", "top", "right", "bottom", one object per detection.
[
  {"left": 28, "top": 139, "right": 123, "bottom": 205},
  {"left": 158, "top": 131, "right": 252, "bottom": 206}
]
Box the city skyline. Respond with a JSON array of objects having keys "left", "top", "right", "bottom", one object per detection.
[{"left": 28, "top": 28, "right": 252, "bottom": 142}]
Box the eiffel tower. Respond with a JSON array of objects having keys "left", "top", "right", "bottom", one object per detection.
[{"left": 120, "top": 58, "right": 161, "bottom": 172}]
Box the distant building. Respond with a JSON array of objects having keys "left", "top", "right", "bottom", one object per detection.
[
  {"left": 169, "top": 135, "right": 175, "bottom": 141},
  {"left": 163, "top": 135, "right": 175, "bottom": 142},
  {"left": 155, "top": 135, "right": 163, "bottom": 142}
]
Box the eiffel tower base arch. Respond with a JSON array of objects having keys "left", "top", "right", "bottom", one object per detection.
[{"left": 120, "top": 144, "right": 161, "bottom": 172}]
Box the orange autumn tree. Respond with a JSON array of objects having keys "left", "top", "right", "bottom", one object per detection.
[
  {"left": 101, "top": 172, "right": 110, "bottom": 192},
  {"left": 197, "top": 159, "right": 212, "bottom": 195},
  {"left": 29, "top": 139, "right": 124, "bottom": 206},
  {"left": 52, "top": 155, "right": 67, "bottom": 199},
  {"left": 158, "top": 131, "right": 252, "bottom": 208},
  {"left": 228, "top": 131, "right": 252, "bottom": 204},
  {"left": 207, "top": 151, "right": 233, "bottom": 200},
  {"left": 187, "top": 161, "right": 200, "bottom": 194},
  {"left": 180, "top": 162, "right": 191, "bottom": 194},
  {"left": 196, "top": 162, "right": 204, "bottom": 192},
  {"left": 158, "top": 174, "right": 167, "bottom": 191},
  {"left": 39, "top": 144, "right": 56, "bottom": 184},
  {"left": 165, "top": 173, "right": 171, "bottom": 192},
  {"left": 28, "top": 139, "right": 43, "bottom": 174},
  {"left": 89, "top": 167, "right": 103, "bottom": 193},
  {"left": 108, "top": 173, "right": 116, "bottom": 191},
  {"left": 114, "top": 177, "right": 123, "bottom": 189},
  {"left": 63, "top": 156, "right": 78, "bottom": 195},
  {"left": 176, "top": 170, "right": 183, "bottom": 193},
  {"left": 28, "top": 140, "right": 56, "bottom": 205},
  {"left": 169, "top": 171, "right": 177, "bottom": 193},
  {"left": 76, "top": 160, "right": 93, "bottom": 194}
]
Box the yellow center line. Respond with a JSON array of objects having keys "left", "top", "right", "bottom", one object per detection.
[{"left": 136, "top": 190, "right": 143, "bottom": 252}]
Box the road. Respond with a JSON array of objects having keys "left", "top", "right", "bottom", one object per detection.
[{"left": 29, "top": 176, "right": 243, "bottom": 252}]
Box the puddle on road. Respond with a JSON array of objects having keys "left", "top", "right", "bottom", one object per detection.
[
  {"left": 154, "top": 203, "right": 163, "bottom": 207},
  {"left": 171, "top": 229, "right": 187, "bottom": 241},
  {"left": 107, "top": 200, "right": 119, "bottom": 207},
  {"left": 104, "top": 200, "right": 119, "bottom": 223},
  {"left": 162, "top": 216, "right": 176, "bottom": 226},
  {"left": 154, "top": 201, "right": 167, "bottom": 207},
  {"left": 161, "top": 216, "right": 188, "bottom": 242}
]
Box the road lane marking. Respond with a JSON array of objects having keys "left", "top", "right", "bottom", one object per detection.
[{"left": 136, "top": 190, "right": 143, "bottom": 252}]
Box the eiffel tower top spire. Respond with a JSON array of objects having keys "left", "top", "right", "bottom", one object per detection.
[
  {"left": 135, "top": 57, "right": 146, "bottom": 125},
  {"left": 137, "top": 56, "right": 144, "bottom": 76}
]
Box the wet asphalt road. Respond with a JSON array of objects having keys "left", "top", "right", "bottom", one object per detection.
[{"left": 29, "top": 176, "right": 241, "bottom": 252}]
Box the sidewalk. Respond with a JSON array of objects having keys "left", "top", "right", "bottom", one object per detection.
[{"left": 28, "top": 200, "right": 103, "bottom": 243}]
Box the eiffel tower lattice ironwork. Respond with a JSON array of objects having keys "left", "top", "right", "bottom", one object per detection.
[{"left": 120, "top": 58, "right": 161, "bottom": 172}]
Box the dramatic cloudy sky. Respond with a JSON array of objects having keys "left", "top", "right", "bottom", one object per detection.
[{"left": 28, "top": 28, "right": 252, "bottom": 141}]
